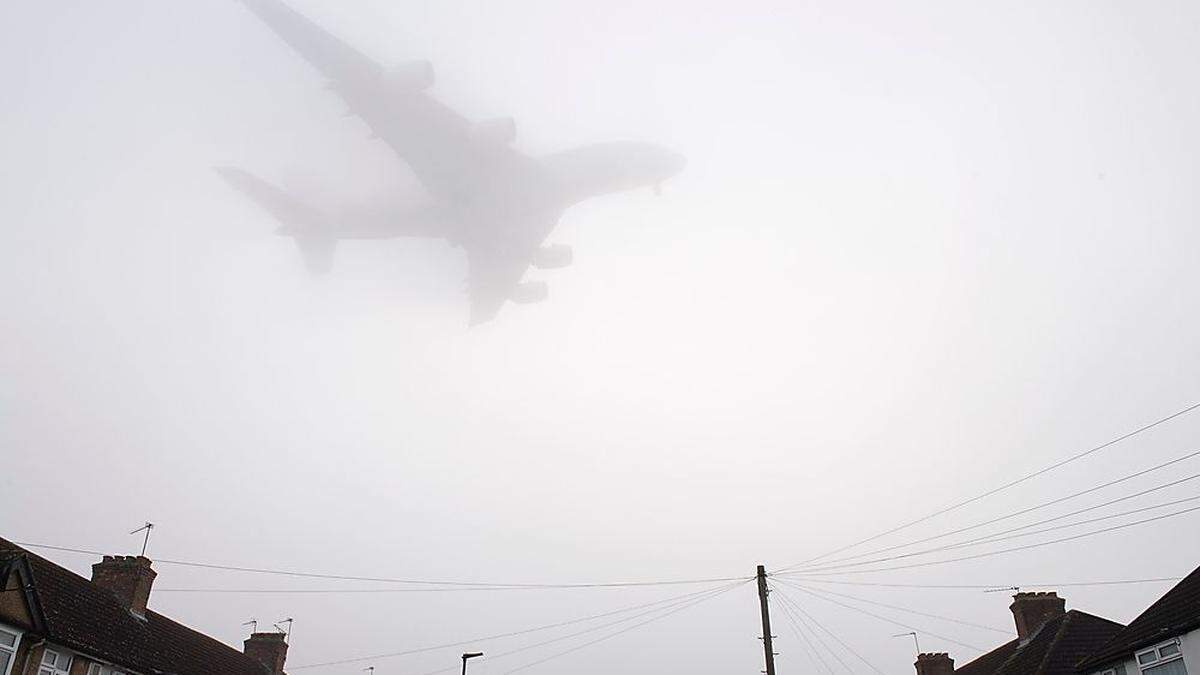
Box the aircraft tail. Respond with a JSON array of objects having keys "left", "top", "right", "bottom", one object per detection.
[{"left": 215, "top": 166, "right": 337, "bottom": 274}]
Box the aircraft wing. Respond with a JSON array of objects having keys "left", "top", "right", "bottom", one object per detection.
[
  {"left": 214, "top": 167, "right": 322, "bottom": 229},
  {"left": 238, "top": 0, "right": 547, "bottom": 203}
]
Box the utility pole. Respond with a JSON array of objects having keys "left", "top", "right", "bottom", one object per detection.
[{"left": 756, "top": 565, "right": 777, "bottom": 675}]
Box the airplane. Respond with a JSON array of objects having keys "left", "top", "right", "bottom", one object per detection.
[{"left": 222, "top": 0, "right": 686, "bottom": 325}]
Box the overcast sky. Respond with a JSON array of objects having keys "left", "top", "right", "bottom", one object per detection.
[{"left": 3, "top": 1, "right": 1200, "bottom": 673}]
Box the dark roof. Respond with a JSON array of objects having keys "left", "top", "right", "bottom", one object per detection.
[
  {"left": 1078, "top": 564, "right": 1200, "bottom": 671},
  {"left": 0, "top": 539, "right": 269, "bottom": 675},
  {"left": 955, "top": 611, "right": 1124, "bottom": 675},
  {"left": 956, "top": 639, "right": 1019, "bottom": 675}
]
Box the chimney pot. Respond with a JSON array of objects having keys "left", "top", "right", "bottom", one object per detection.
[
  {"left": 915, "top": 652, "right": 954, "bottom": 675},
  {"left": 245, "top": 632, "right": 288, "bottom": 674},
  {"left": 1010, "top": 591, "right": 1066, "bottom": 641},
  {"left": 91, "top": 555, "right": 156, "bottom": 619}
]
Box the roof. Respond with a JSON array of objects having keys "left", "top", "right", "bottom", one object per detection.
[
  {"left": 1078, "top": 564, "right": 1200, "bottom": 671},
  {"left": 0, "top": 538, "right": 269, "bottom": 675},
  {"left": 955, "top": 639, "right": 1019, "bottom": 675},
  {"left": 955, "top": 611, "right": 1125, "bottom": 675}
]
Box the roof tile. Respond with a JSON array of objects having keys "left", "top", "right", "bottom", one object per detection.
[
  {"left": 1078, "top": 564, "right": 1200, "bottom": 671},
  {"left": 0, "top": 538, "right": 269, "bottom": 675}
]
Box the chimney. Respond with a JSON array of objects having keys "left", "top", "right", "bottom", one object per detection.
[
  {"left": 914, "top": 652, "right": 955, "bottom": 675},
  {"left": 244, "top": 632, "right": 288, "bottom": 674},
  {"left": 1010, "top": 591, "right": 1066, "bottom": 641},
  {"left": 91, "top": 555, "right": 156, "bottom": 619}
]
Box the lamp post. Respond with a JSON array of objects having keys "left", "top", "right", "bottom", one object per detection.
[{"left": 461, "top": 652, "right": 483, "bottom": 675}]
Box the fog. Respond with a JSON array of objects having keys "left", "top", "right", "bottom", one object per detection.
[{"left": 3, "top": 1, "right": 1200, "bottom": 673}]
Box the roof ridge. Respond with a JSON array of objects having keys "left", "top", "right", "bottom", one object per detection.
[
  {"left": 953, "top": 637, "right": 1019, "bottom": 675},
  {"left": 0, "top": 537, "right": 273, "bottom": 675},
  {"left": 1077, "top": 562, "right": 1200, "bottom": 670},
  {"left": 1065, "top": 608, "right": 1125, "bottom": 629},
  {"left": 992, "top": 622, "right": 1051, "bottom": 675},
  {"left": 0, "top": 538, "right": 94, "bottom": 585},
  {"left": 1033, "top": 611, "right": 1073, "bottom": 674}
]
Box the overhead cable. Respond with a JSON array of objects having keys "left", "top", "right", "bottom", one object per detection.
[
  {"left": 777, "top": 581, "right": 1010, "bottom": 634},
  {"left": 791, "top": 577, "right": 1182, "bottom": 590},
  {"left": 785, "top": 466, "right": 1200, "bottom": 572},
  {"left": 12, "top": 540, "right": 745, "bottom": 589},
  {"left": 773, "top": 587, "right": 837, "bottom": 675},
  {"left": 496, "top": 580, "right": 749, "bottom": 675},
  {"left": 289, "top": 581, "right": 744, "bottom": 670},
  {"left": 782, "top": 492, "right": 1200, "bottom": 576},
  {"left": 773, "top": 400, "right": 1200, "bottom": 572},
  {"left": 771, "top": 585, "right": 888, "bottom": 675},
  {"left": 780, "top": 504, "right": 1200, "bottom": 577},
  {"left": 772, "top": 581, "right": 859, "bottom": 667},
  {"left": 779, "top": 583, "right": 987, "bottom": 652}
]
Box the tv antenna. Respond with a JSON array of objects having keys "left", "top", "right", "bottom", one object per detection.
[
  {"left": 274, "top": 618, "right": 294, "bottom": 641},
  {"left": 243, "top": 619, "right": 258, "bottom": 633},
  {"left": 984, "top": 586, "right": 1021, "bottom": 594},
  {"left": 893, "top": 631, "right": 920, "bottom": 655},
  {"left": 363, "top": 667, "right": 375, "bottom": 675},
  {"left": 129, "top": 522, "right": 154, "bottom": 557}
]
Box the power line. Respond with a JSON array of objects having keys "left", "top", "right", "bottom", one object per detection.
[
  {"left": 777, "top": 601, "right": 831, "bottom": 675},
  {"left": 290, "top": 581, "right": 746, "bottom": 670},
  {"left": 773, "top": 585, "right": 885, "bottom": 675},
  {"left": 947, "top": 492, "right": 1200, "bottom": 553},
  {"left": 783, "top": 464, "right": 1200, "bottom": 573},
  {"left": 12, "top": 541, "right": 745, "bottom": 589},
  {"left": 792, "top": 577, "right": 1183, "bottom": 591},
  {"left": 782, "top": 492, "right": 1200, "bottom": 576},
  {"left": 784, "top": 614, "right": 833, "bottom": 675},
  {"left": 773, "top": 588, "right": 836, "bottom": 675},
  {"left": 154, "top": 587, "right": 640, "bottom": 594},
  {"left": 479, "top": 582, "right": 743, "bottom": 674},
  {"left": 779, "top": 504, "right": 1200, "bottom": 577},
  {"left": 777, "top": 581, "right": 1011, "bottom": 635},
  {"left": 773, "top": 400, "right": 1200, "bottom": 571},
  {"left": 771, "top": 586, "right": 888, "bottom": 675},
  {"left": 496, "top": 580, "right": 749, "bottom": 675},
  {"left": 780, "top": 583, "right": 988, "bottom": 652},
  {"left": 778, "top": 594, "right": 854, "bottom": 674}
]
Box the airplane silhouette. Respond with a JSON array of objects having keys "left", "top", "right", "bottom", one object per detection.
[{"left": 221, "top": 0, "right": 686, "bottom": 325}]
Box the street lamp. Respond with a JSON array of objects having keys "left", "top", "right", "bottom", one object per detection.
[{"left": 461, "top": 652, "right": 483, "bottom": 675}]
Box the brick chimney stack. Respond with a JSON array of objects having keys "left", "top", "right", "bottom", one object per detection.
[
  {"left": 91, "top": 555, "right": 157, "bottom": 619},
  {"left": 1010, "top": 591, "right": 1066, "bottom": 641},
  {"left": 914, "top": 652, "right": 955, "bottom": 675},
  {"left": 245, "top": 632, "right": 288, "bottom": 674}
]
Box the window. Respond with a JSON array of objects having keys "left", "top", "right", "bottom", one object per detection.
[
  {"left": 1102, "top": 666, "right": 1129, "bottom": 675},
  {"left": 1137, "top": 640, "right": 1188, "bottom": 675},
  {"left": 39, "top": 650, "right": 72, "bottom": 675},
  {"left": 86, "top": 664, "right": 126, "bottom": 675},
  {"left": 0, "top": 625, "right": 21, "bottom": 675}
]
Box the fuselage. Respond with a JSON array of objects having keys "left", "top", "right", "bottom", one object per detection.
[{"left": 311, "top": 141, "right": 685, "bottom": 245}]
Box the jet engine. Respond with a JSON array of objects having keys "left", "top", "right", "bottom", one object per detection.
[
  {"left": 510, "top": 281, "right": 549, "bottom": 304},
  {"left": 471, "top": 117, "right": 517, "bottom": 145},
  {"left": 384, "top": 60, "right": 434, "bottom": 91},
  {"left": 532, "top": 244, "right": 573, "bottom": 269}
]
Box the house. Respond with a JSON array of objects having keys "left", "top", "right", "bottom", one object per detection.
[
  {"left": 1077, "top": 565, "right": 1200, "bottom": 675},
  {"left": 912, "top": 592, "right": 1126, "bottom": 675},
  {"left": 0, "top": 538, "right": 289, "bottom": 675}
]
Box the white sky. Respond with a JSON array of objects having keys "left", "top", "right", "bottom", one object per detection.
[{"left": 2, "top": 1, "right": 1200, "bottom": 673}]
